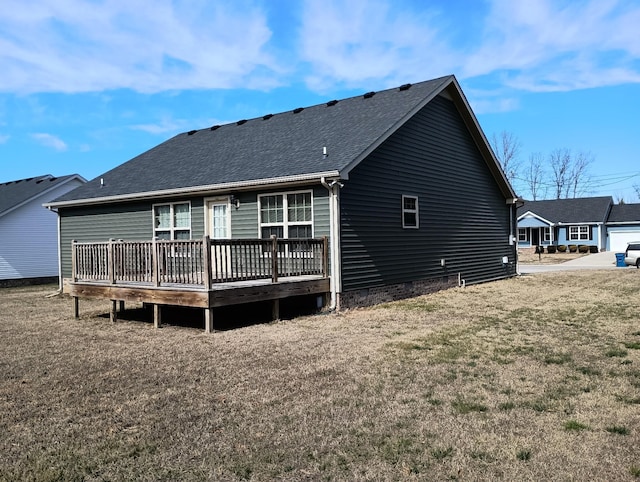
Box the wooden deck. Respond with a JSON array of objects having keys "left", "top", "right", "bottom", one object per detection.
[{"left": 69, "top": 236, "right": 330, "bottom": 332}]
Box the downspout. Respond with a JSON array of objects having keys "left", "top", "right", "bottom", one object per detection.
[
  {"left": 321, "top": 176, "right": 342, "bottom": 310},
  {"left": 46, "top": 206, "right": 63, "bottom": 293}
]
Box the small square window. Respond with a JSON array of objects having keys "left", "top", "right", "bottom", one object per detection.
[{"left": 402, "top": 195, "right": 419, "bottom": 229}]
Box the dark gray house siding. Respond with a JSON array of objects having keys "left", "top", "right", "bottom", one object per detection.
[
  {"left": 340, "top": 95, "right": 515, "bottom": 291},
  {"left": 59, "top": 188, "right": 330, "bottom": 279}
]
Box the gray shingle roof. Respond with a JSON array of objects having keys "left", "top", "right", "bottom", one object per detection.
[
  {"left": 0, "top": 174, "right": 81, "bottom": 217},
  {"left": 517, "top": 196, "right": 613, "bottom": 224},
  {"left": 53, "top": 75, "right": 512, "bottom": 205},
  {"left": 607, "top": 203, "right": 640, "bottom": 223}
]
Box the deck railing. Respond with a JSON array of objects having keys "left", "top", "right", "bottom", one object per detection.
[{"left": 72, "top": 236, "right": 328, "bottom": 287}]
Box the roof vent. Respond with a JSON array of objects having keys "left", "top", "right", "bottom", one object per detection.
[
  {"left": 187, "top": 130, "right": 197, "bottom": 136},
  {"left": 293, "top": 107, "right": 304, "bottom": 114},
  {"left": 363, "top": 91, "right": 376, "bottom": 99},
  {"left": 399, "top": 83, "right": 412, "bottom": 91},
  {"left": 326, "top": 100, "right": 338, "bottom": 107},
  {"left": 50, "top": 177, "right": 57, "bottom": 181},
  {"left": 36, "top": 179, "right": 44, "bottom": 184},
  {"left": 263, "top": 114, "right": 273, "bottom": 120},
  {"left": 236, "top": 119, "right": 247, "bottom": 126},
  {"left": 210, "top": 125, "right": 220, "bottom": 131}
]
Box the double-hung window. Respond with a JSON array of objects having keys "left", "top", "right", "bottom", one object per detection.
[
  {"left": 402, "top": 195, "right": 419, "bottom": 229},
  {"left": 259, "top": 192, "right": 313, "bottom": 239},
  {"left": 543, "top": 227, "right": 551, "bottom": 242},
  {"left": 153, "top": 202, "right": 191, "bottom": 240},
  {"left": 568, "top": 225, "right": 589, "bottom": 241},
  {"left": 518, "top": 228, "right": 528, "bottom": 242}
]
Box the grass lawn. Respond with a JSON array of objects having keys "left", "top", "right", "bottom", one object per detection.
[{"left": 1, "top": 271, "right": 640, "bottom": 481}]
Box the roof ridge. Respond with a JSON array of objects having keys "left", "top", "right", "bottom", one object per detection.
[{"left": 186, "top": 75, "right": 455, "bottom": 136}]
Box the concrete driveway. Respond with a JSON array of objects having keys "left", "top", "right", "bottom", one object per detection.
[{"left": 518, "top": 251, "right": 630, "bottom": 274}]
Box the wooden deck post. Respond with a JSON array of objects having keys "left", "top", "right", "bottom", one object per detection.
[
  {"left": 110, "top": 300, "right": 117, "bottom": 323},
  {"left": 322, "top": 236, "right": 329, "bottom": 277},
  {"left": 202, "top": 235, "right": 212, "bottom": 289},
  {"left": 73, "top": 297, "right": 79, "bottom": 318},
  {"left": 71, "top": 240, "right": 78, "bottom": 282},
  {"left": 204, "top": 308, "right": 214, "bottom": 333},
  {"left": 119, "top": 300, "right": 125, "bottom": 312},
  {"left": 271, "top": 235, "right": 278, "bottom": 283},
  {"left": 152, "top": 237, "right": 160, "bottom": 287},
  {"left": 154, "top": 304, "right": 161, "bottom": 328},
  {"left": 108, "top": 239, "right": 116, "bottom": 284},
  {"left": 272, "top": 299, "right": 280, "bottom": 321}
]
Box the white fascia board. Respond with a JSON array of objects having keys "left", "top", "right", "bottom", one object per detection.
[
  {"left": 517, "top": 211, "right": 554, "bottom": 226},
  {"left": 44, "top": 171, "right": 341, "bottom": 208}
]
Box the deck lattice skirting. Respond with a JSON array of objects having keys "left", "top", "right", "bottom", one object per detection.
[{"left": 70, "top": 236, "right": 330, "bottom": 332}]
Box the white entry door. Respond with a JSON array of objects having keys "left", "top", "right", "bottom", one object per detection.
[{"left": 206, "top": 199, "right": 231, "bottom": 279}]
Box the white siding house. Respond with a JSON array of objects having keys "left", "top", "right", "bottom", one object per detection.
[{"left": 0, "top": 174, "right": 86, "bottom": 284}]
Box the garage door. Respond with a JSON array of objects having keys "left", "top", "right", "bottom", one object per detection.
[{"left": 609, "top": 230, "right": 640, "bottom": 252}]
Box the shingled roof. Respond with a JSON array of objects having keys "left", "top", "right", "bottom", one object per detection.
[
  {"left": 607, "top": 203, "right": 640, "bottom": 223},
  {"left": 0, "top": 174, "right": 84, "bottom": 218},
  {"left": 517, "top": 196, "right": 613, "bottom": 224},
  {"left": 51, "top": 75, "right": 514, "bottom": 206}
]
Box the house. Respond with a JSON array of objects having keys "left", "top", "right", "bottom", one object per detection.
[
  {"left": 0, "top": 174, "right": 86, "bottom": 286},
  {"left": 606, "top": 203, "right": 640, "bottom": 252},
  {"left": 516, "top": 196, "right": 613, "bottom": 251},
  {"left": 47, "top": 75, "right": 518, "bottom": 327}
]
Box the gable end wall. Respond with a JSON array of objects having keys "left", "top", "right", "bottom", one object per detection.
[{"left": 339, "top": 95, "right": 516, "bottom": 297}]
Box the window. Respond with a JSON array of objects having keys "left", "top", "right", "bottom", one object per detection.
[
  {"left": 259, "top": 191, "right": 313, "bottom": 239},
  {"left": 543, "top": 227, "right": 551, "bottom": 242},
  {"left": 402, "top": 195, "right": 419, "bottom": 229},
  {"left": 153, "top": 202, "right": 191, "bottom": 240},
  {"left": 568, "top": 225, "right": 589, "bottom": 241},
  {"left": 518, "top": 228, "right": 528, "bottom": 242}
]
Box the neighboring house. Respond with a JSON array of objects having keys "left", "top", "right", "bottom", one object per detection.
[
  {"left": 48, "top": 75, "right": 518, "bottom": 313},
  {"left": 516, "top": 196, "right": 613, "bottom": 251},
  {"left": 0, "top": 174, "right": 86, "bottom": 285},
  {"left": 606, "top": 203, "right": 640, "bottom": 252}
]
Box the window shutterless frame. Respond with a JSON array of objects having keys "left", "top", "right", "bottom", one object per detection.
[
  {"left": 152, "top": 201, "right": 191, "bottom": 240},
  {"left": 402, "top": 195, "right": 419, "bottom": 229},
  {"left": 257, "top": 190, "right": 314, "bottom": 239}
]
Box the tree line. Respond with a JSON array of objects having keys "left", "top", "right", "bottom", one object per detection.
[{"left": 490, "top": 131, "right": 598, "bottom": 201}]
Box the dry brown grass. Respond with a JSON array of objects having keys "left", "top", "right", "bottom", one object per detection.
[
  {"left": 1, "top": 272, "right": 640, "bottom": 481},
  {"left": 518, "top": 249, "right": 589, "bottom": 264}
]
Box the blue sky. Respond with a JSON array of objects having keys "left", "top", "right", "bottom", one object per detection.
[{"left": 1, "top": 0, "right": 640, "bottom": 201}]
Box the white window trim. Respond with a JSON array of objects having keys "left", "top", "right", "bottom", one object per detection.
[
  {"left": 402, "top": 195, "right": 419, "bottom": 229},
  {"left": 543, "top": 227, "right": 551, "bottom": 242},
  {"left": 568, "top": 225, "right": 589, "bottom": 241},
  {"left": 152, "top": 201, "right": 192, "bottom": 240},
  {"left": 257, "top": 190, "right": 314, "bottom": 238},
  {"left": 518, "top": 228, "right": 528, "bottom": 242}
]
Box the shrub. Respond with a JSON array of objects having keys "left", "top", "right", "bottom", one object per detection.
[
  {"left": 568, "top": 245, "right": 578, "bottom": 252},
  {"left": 547, "top": 245, "right": 557, "bottom": 254},
  {"left": 557, "top": 245, "right": 567, "bottom": 252},
  {"left": 589, "top": 245, "right": 599, "bottom": 253},
  {"left": 578, "top": 245, "right": 589, "bottom": 253}
]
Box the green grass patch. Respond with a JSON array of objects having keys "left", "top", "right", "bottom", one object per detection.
[
  {"left": 451, "top": 397, "right": 488, "bottom": 414},
  {"left": 630, "top": 466, "right": 640, "bottom": 478},
  {"left": 606, "top": 347, "right": 628, "bottom": 358},
  {"left": 576, "top": 366, "right": 601, "bottom": 376},
  {"left": 606, "top": 425, "right": 629, "bottom": 435},
  {"left": 516, "top": 449, "right": 532, "bottom": 461},
  {"left": 544, "top": 352, "right": 572, "bottom": 365},
  {"left": 431, "top": 446, "right": 454, "bottom": 460},
  {"left": 624, "top": 341, "right": 640, "bottom": 350},
  {"left": 564, "top": 420, "right": 589, "bottom": 431},
  {"left": 498, "top": 401, "right": 515, "bottom": 411}
]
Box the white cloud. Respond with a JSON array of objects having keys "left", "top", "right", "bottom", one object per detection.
[
  {"left": 0, "top": 0, "right": 280, "bottom": 94},
  {"left": 0, "top": 134, "right": 9, "bottom": 144},
  {"left": 298, "top": 0, "right": 458, "bottom": 91},
  {"left": 31, "top": 133, "right": 68, "bottom": 151}
]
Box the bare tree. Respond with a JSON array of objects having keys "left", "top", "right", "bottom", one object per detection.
[
  {"left": 550, "top": 148, "right": 571, "bottom": 199},
  {"left": 549, "top": 148, "right": 593, "bottom": 199},
  {"left": 524, "top": 152, "right": 546, "bottom": 200},
  {"left": 568, "top": 151, "right": 593, "bottom": 198},
  {"left": 490, "top": 131, "right": 521, "bottom": 184},
  {"left": 634, "top": 184, "right": 640, "bottom": 202}
]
